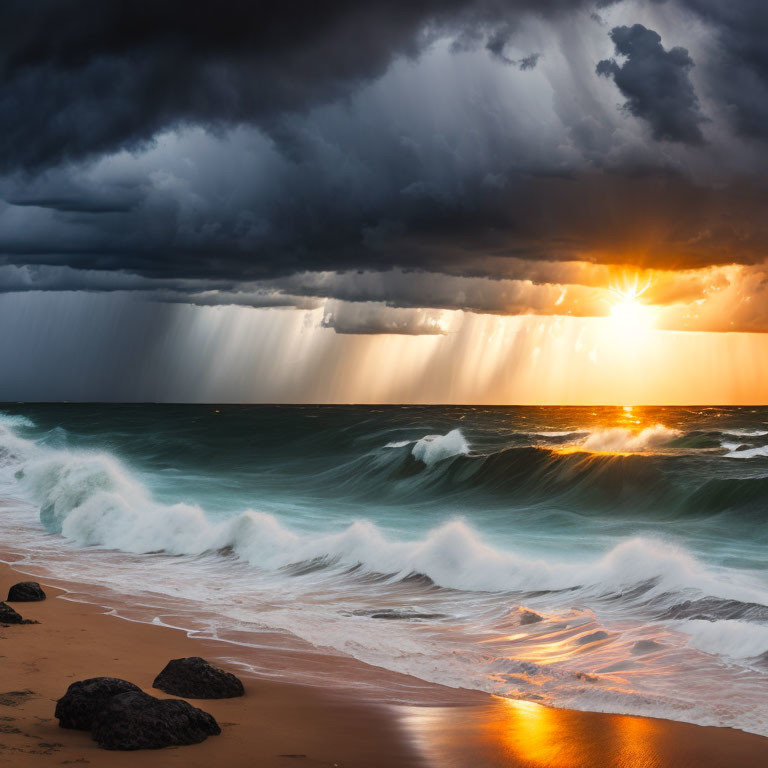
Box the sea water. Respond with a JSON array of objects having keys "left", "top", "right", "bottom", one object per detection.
[{"left": 1, "top": 404, "right": 767, "bottom": 733}]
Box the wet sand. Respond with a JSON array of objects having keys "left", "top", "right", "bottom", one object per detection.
[{"left": 2, "top": 560, "right": 768, "bottom": 767}]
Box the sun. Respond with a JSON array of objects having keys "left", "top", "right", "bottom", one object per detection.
[
  {"left": 610, "top": 295, "right": 650, "bottom": 328},
  {"left": 606, "top": 277, "right": 654, "bottom": 336}
]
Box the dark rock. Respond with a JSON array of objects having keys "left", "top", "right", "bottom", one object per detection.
[
  {"left": 7, "top": 582, "right": 46, "bottom": 602},
  {"left": 91, "top": 691, "right": 220, "bottom": 750},
  {"left": 0, "top": 602, "right": 24, "bottom": 624},
  {"left": 0, "top": 602, "right": 35, "bottom": 624},
  {"left": 55, "top": 678, "right": 142, "bottom": 730},
  {"left": 152, "top": 657, "right": 244, "bottom": 699},
  {"left": 519, "top": 610, "right": 543, "bottom": 625}
]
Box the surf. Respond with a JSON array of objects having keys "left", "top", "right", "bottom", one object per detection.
[{"left": 1, "top": 405, "right": 768, "bottom": 736}]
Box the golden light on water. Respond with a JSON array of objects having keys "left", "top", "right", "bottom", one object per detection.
[
  {"left": 402, "top": 696, "right": 666, "bottom": 768},
  {"left": 490, "top": 698, "right": 659, "bottom": 768},
  {"left": 496, "top": 699, "right": 571, "bottom": 767},
  {"left": 552, "top": 405, "right": 680, "bottom": 457}
]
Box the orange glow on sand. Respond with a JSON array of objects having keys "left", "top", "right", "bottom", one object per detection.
[
  {"left": 398, "top": 693, "right": 768, "bottom": 768},
  {"left": 402, "top": 696, "right": 673, "bottom": 768}
]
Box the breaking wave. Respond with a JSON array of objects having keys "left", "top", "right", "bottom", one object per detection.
[
  {"left": 725, "top": 445, "right": 768, "bottom": 459},
  {"left": 0, "top": 422, "right": 761, "bottom": 603},
  {"left": 411, "top": 428, "right": 469, "bottom": 466},
  {"left": 578, "top": 424, "right": 680, "bottom": 452}
]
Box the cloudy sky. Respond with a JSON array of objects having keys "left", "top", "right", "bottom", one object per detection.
[{"left": 1, "top": 0, "right": 767, "bottom": 403}]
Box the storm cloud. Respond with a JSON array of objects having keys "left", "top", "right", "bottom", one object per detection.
[
  {"left": 0, "top": 0, "right": 596, "bottom": 173},
  {"left": 597, "top": 24, "right": 705, "bottom": 144},
  {"left": 677, "top": 0, "right": 768, "bottom": 142},
  {"left": 0, "top": 0, "right": 767, "bottom": 337}
]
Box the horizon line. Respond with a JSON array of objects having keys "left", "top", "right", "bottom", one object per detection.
[{"left": 2, "top": 401, "right": 766, "bottom": 408}]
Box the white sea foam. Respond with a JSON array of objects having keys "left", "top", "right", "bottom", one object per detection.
[
  {"left": 0, "top": 412, "right": 35, "bottom": 429},
  {"left": 0, "top": 424, "right": 35, "bottom": 467},
  {"left": 683, "top": 619, "right": 768, "bottom": 660},
  {"left": 722, "top": 429, "right": 768, "bottom": 438},
  {"left": 579, "top": 424, "right": 680, "bottom": 453},
  {"left": 411, "top": 428, "right": 469, "bottom": 466},
  {"left": 1, "top": 433, "right": 759, "bottom": 602},
  {"left": 724, "top": 445, "right": 768, "bottom": 459}
]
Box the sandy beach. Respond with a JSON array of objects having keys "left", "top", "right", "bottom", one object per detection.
[
  {"left": 2, "top": 560, "right": 768, "bottom": 767},
  {"left": 0, "top": 560, "right": 424, "bottom": 767}
]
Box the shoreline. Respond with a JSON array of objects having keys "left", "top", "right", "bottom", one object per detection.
[
  {"left": 0, "top": 560, "right": 424, "bottom": 767},
  {"left": 3, "top": 559, "right": 768, "bottom": 766}
]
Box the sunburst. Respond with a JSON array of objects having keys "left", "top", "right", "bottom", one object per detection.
[{"left": 605, "top": 276, "right": 654, "bottom": 335}]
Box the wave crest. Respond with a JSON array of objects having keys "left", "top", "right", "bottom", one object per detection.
[
  {"left": 411, "top": 428, "right": 469, "bottom": 466},
  {"left": 579, "top": 424, "right": 681, "bottom": 453},
  {"left": 0, "top": 423, "right": 744, "bottom": 598},
  {"left": 7, "top": 438, "right": 755, "bottom": 600}
]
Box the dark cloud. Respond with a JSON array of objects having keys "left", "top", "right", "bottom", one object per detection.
[
  {"left": 2, "top": 154, "right": 768, "bottom": 298},
  {"left": 7, "top": 196, "right": 137, "bottom": 214},
  {"left": 0, "top": 0, "right": 588, "bottom": 174},
  {"left": 597, "top": 24, "right": 705, "bottom": 144},
  {"left": 0, "top": 0, "right": 765, "bottom": 318},
  {"left": 483, "top": 25, "right": 540, "bottom": 69},
  {"left": 518, "top": 53, "right": 541, "bottom": 70},
  {"left": 155, "top": 289, "right": 322, "bottom": 311},
  {"left": 321, "top": 301, "right": 448, "bottom": 335},
  {"left": 677, "top": 0, "right": 768, "bottom": 142}
]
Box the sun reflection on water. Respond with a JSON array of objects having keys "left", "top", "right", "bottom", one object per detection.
[
  {"left": 551, "top": 405, "right": 682, "bottom": 457},
  {"left": 401, "top": 696, "right": 667, "bottom": 768}
]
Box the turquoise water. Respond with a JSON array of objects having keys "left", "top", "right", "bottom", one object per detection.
[{"left": 1, "top": 405, "right": 767, "bottom": 733}]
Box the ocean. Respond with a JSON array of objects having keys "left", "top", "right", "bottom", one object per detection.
[{"left": 1, "top": 404, "right": 767, "bottom": 734}]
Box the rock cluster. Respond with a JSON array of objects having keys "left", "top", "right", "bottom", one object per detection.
[{"left": 55, "top": 676, "right": 221, "bottom": 750}]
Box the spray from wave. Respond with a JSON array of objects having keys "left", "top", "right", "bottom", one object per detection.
[
  {"left": 411, "top": 428, "right": 469, "bottom": 466},
  {"left": 724, "top": 445, "right": 768, "bottom": 459},
  {"left": 578, "top": 424, "right": 681, "bottom": 453}
]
